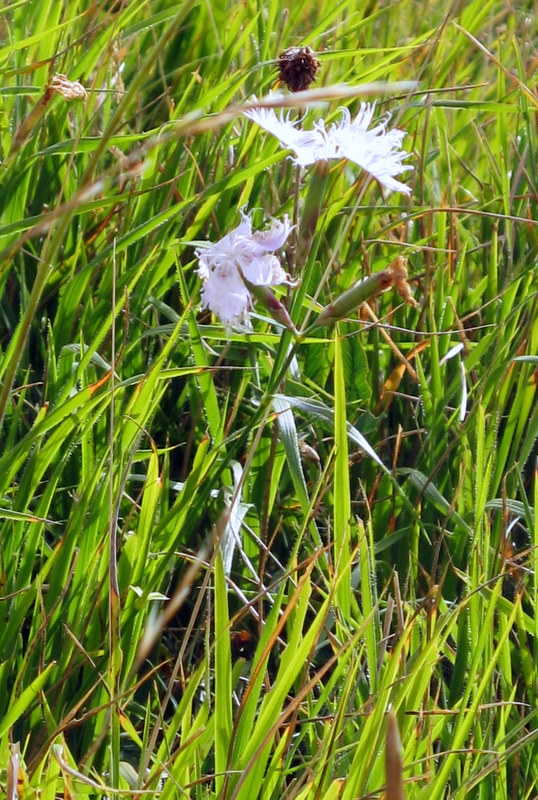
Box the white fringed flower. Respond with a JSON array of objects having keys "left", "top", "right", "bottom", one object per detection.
[
  {"left": 243, "top": 107, "right": 339, "bottom": 165},
  {"left": 196, "top": 211, "right": 293, "bottom": 327},
  {"left": 244, "top": 102, "right": 413, "bottom": 194}
]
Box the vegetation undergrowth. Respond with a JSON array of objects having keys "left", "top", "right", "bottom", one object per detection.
[{"left": 0, "top": 1, "right": 537, "bottom": 798}]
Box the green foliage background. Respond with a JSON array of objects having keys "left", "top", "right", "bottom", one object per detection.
[{"left": 0, "top": 0, "right": 537, "bottom": 798}]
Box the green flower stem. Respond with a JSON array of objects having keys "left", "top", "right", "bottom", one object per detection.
[{"left": 296, "top": 159, "right": 330, "bottom": 267}]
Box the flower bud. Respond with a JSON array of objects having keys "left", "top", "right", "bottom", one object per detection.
[{"left": 313, "top": 271, "right": 393, "bottom": 327}]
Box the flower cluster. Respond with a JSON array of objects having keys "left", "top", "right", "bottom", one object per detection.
[
  {"left": 196, "top": 59, "right": 415, "bottom": 328},
  {"left": 196, "top": 212, "right": 293, "bottom": 328},
  {"left": 243, "top": 102, "right": 413, "bottom": 194}
]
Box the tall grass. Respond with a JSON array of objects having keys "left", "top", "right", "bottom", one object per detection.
[{"left": 0, "top": 0, "right": 537, "bottom": 798}]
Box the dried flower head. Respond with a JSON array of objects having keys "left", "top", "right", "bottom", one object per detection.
[
  {"left": 387, "top": 256, "right": 419, "bottom": 307},
  {"left": 51, "top": 74, "right": 87, "bottom": 101},
  {"left": 277, "top": 46, "right": 321, "bottom": 92}
]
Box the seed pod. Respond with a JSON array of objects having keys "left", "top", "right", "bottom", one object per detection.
[{"left": 277, "top": 46, "right": 321, "bottom": 92}]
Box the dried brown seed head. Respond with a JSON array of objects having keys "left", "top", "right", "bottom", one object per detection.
[
  {"left": 387, "top": 256, "right": 419, "bottom": 308},
  {"left": 51, "top": 74, "right": 87, "bottom": 101},
  {"left": 277, "top": 46, "right": 321, "bottom": 92}
]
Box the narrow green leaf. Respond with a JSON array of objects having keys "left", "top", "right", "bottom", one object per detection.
[{"left": 0, "top": 662, "right": 56, "bottom": 738}]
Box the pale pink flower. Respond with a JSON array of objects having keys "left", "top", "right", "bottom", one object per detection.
[
  {"left": 196, "top": 211, "right": 293, "bottom": 327},
  {"left": 244, "top": 102, "right": 413, "bottom": 194}
]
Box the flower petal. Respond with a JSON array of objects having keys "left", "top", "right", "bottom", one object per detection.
[
  {"left": 243, "top": 254, "right": 288, "bottom": 286},
  {"left": 332, "top": 105, "right": 413, "bottom": 194},
  {"left": 244, "top": 101, "right": 413, "bottom": 193},
  {"left": 199, "top": 262, "right": 252, "bottom": 326},
  {"left": 206, "top": 211, "right": 253, "bottom": 259},
  {"left": 250, "top": 215, "right": 294, "bottom": 252},
  {"left": 196, "top": 209, "right": 293, "bottom": 328},
  {"left": 244, "top": 107, "right": 332, "bottom": 166}
]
